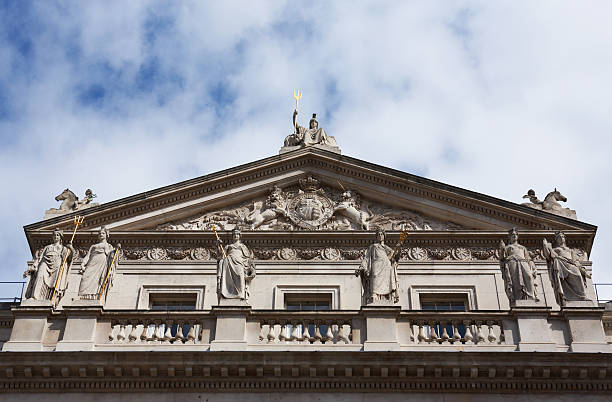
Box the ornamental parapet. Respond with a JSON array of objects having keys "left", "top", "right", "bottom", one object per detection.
[{"left": 2, "top": 306, "right": 609, "bottom": 353}]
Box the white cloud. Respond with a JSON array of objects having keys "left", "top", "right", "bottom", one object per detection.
[{"left": 1, "top": 0, "right": 611, "bottom": 299}]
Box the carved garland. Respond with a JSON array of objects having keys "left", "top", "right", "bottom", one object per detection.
[{"left": 57, "top": 246, "right": 587, "bottom": 263}]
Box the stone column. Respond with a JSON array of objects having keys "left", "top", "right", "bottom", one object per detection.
[
  {"left": 55, "top": 299, "right": 103, "bottom": 351},
  {"left": 210, "top": 305, "right": 251, "bottom": 351},
  {"left": 563, "top": 305, "right": 609, "bottom": 352},
  {"left": 361, "top": 306, "right": 400, "bottom": 351},
  {"left": 512, "top": 306, "right": 557, "bottom": 352},
  {"left": 2, "top": 300, "right": 53, "bottom": 351}
]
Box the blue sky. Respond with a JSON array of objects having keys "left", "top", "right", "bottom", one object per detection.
[{"left": 1, "top": 1, "right": 612, "bottom": 299}]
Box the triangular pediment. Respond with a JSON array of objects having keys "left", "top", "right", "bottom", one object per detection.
[{"left": 25, "top": 147, "right": 596, "bottom": 243}]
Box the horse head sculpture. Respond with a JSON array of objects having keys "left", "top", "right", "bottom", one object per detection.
[{"left": 54, "top": 189, "right": 78, "bottom": 211}]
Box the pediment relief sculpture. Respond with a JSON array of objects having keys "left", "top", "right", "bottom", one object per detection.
[
  {"left": 157, "top": 176, "right": 465, "bottom": 232},
  {"left": 44, "top": 188, "right": 99, "bottom": 220},
  {"left": 521, "top": 188, "right": 577, "bottom": 220}
]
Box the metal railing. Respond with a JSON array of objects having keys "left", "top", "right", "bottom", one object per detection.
[
  {"left": 594, "top": 283, "right": 612, "bottom": 303},
  {"left": 0, "top": 281, "right": 26, "bottom": 303}
]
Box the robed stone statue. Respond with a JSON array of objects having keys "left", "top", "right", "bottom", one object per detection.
[
  {"left": 543, "top": 231, "right": 590, "bottom": 306},
  {"left": 499, "top": 228, "right": 539, "bottom": 305},
  {"left": 78, "top": 226, "right": 120, "bottom": 301},
  {"left": 25, "top": 228, "right": 75, "bottom": 303},
  {"left": 355, "top": 229, "right": 400, "bottom": 305},
  {"left": 216, "top": 228, "right": 256, "bottom": 304}
]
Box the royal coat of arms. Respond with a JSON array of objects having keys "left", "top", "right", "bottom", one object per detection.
[{"left": 287, "top": 176, "right": 334, "bottom": 229}]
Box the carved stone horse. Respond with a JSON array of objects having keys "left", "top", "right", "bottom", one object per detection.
[
  {"left": 53, "top": 188, "right": 78, "bottom": 211},
  {"left": 542, "top": 188, "right": 567, "bottom": 212}
]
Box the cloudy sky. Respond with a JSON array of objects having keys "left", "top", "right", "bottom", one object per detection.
[{"left": 1, "top": 1, "right": 611, "bottom": 299}]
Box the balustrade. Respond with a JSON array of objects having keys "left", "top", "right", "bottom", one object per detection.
[
  {"left": 107, "top": 318, "right": 201, "bottom": 345},
  {"left": 255, "top": 313, "right": 354, "bottom": 345},
  {"left": 404, "top": 312, "right": 507, "bottom": 346}
]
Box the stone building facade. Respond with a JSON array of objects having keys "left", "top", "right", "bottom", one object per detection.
[{"left": 1, "top": 139, "right": 611, "bottom": 400}]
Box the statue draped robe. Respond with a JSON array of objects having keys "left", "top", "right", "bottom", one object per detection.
[
  {"left": 500, "top": 244, "right": 538, "bottom": 302},
  {"left": 217, "top": 242, "right": 253, "bottom": 300},
  {"left": 79, "top": 242, "right": 116, "bottom": 299},
  {"left": 543, "top": 245, "right": 587, "bottom": 305},
  {"left": 30, "top": 243, "right": 72, "bottom": 301},
  {"left": 359, "top": 243, "right": 398, "bottom": 303}
]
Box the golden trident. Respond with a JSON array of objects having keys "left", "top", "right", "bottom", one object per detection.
[
  {"left": 51, "top": 215, "right": 84, "bottom": 302},
  {"left": 211, "top": 225, "right": 227, "bottom": 258},
  {"left": 98, "top": 244, "right": 119, "bottom": 301},
  {"left": 293, "top": 89, "right": 303, "bottom": 111}
]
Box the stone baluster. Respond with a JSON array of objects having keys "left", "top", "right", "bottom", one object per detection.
[
  {"left": 175, "top": 321, "right": 185, "bottom": 344},
  {"left": 323, "top": 321, "right": 334, "bottom": 343},
  {"left": 463, "top": 320, "right": 474, "bottom": 344},
  {"left": 440, "top": 321, "right": 450, "bottom": 343},
  {"left": 313, "top": 321, "right": 323, "bottom": 344},
  {"left": 152, "top": 321, "right": 162, "bottom": 342},
  {"left": 487, "top": 321, "right": 497, "bottom": 343},
  {"left": 186, "top": 322, "right": 197, "bottom": 343},
  {"left": 163, "top": 321, "right": 173, "bottom": 343},
  {"left": 429, "top": 321, "right": 439, "bottom": 344},
  {"left": 141, "top": 321, "right": 151, "bottom": 343},
  {"left": 452, "top": 321, "right": 462, "bottom": 343},
  {"left": 128, "top": 322, "right": 139, "bottom": 343},
  {"left": 278, "top": 320, "right": 289, "bottom": 342},
  {"left": 302, "top": 321, "right": 312, "bottom": 344},
  {"left": 117, "top": 323, "right": 126, "bottom": 343},
  {"left": 417, "top": 321, "right": 426, "bottom": 344},
  {"left": 269, "top": 321, "right": 280, "bottom": 343},
  {"left": 337, "top": 322, "right": 350, "bottom": 344},
  {"left": 108, "top": 322, "right": 116, "bottom": 343},
  {"left": 475, "top": 321, "right": 485, "bottom": 344},
  {"left": 290, "top": 321, "right": 300, "bottom": 343}
]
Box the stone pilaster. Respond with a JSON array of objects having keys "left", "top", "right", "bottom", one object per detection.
[
  {"left": 361, "top": 306, "right": 400, "bottom": 351},
  {"left": 210, "top": 305, "right": 251, "bottom": 351}
]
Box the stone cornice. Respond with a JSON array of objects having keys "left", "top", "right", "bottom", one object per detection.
[
  {"left": 0, "top": 351, "right": 610, "bottom": 393},
  {"left": 23, "top": 148, "right": 596, "bottom": 247}
]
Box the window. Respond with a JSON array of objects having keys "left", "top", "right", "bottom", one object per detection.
[{"left": 149, "top": 293, "right": 197, "bottom": 311}]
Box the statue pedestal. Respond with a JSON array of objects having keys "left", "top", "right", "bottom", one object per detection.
[
  {"left": 55, "top": 302, "right": 103, "bottom": 351},
  {"left": 2, "top": 303, "right": 53, "bottom": 351},
  {"left": 562, "top": 306, "right": 608, "bottom": 352},
  {"left": 512, "top": 306, "right": 557, "bottom": 352},
  {"left": 210, "top": 305, "right": 251, "bottom": 351},
  {"left": 279, "top": 144, "right": 341, "bottom": 155},
  {"left": 361, "top": 306, "right": 400, "bottom": 351}
]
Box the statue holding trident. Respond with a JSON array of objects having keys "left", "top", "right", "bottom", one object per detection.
[{"left": 283, "top": 90, "right": 339, "bottom": 151}]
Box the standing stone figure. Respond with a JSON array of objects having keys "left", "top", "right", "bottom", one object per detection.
[
  {"left": 25, "top": 228, "right": 75, "bottom": 302},
  {"left": 499, "top": 228, "right": 539, "bottom": 304},
  {"left": 543, "top": 231, "right": 590, "bottom": 306},
  {"left": 355, "top": 229, "right": 399, "bottom": 304},
  {"left": 78, "top": 227, "right": 120, "bottom": 300},
  {"left": 216, "top": 228, "right": 256, "bottom": 302}
]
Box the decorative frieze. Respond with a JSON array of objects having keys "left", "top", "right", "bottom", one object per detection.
[{"left": 33, "top": 244, "right": 588, "bottom": 263}]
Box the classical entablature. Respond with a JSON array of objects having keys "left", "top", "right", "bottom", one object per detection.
[{"left": 24, "top": 147, "right": 596, "bottom": 249}]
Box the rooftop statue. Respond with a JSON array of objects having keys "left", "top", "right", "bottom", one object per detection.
[
  {"left": 44, "top": 188, "right": 99, "bottom": 220},
  {"left": 281, "top": 91, "right": 340, "bottom": 154},
  {"left": 499, "top": 228, "right": 539, "bottom": 305},
  {"left": 521, "top": 188, "right": 577, "bottom": 220},
  {"left": 543, "top": 231, "right": 590, "bottom": 306}
]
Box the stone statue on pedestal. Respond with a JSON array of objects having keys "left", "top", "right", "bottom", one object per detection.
[
  {"left": 25, "top": 228, "right": 75, "bottom": 303},
  {"left": 216, "top": 228, "right": 256, "bottom": 304},
  {"left": 543, "top": 231, "right": 590, "bottom": 306},
  {"left": 281, "top": 107, "right": 340, "bottom": 154},
  {"left": 355, "top": 229, "right": 400, "bottom": 305},
  {"left": 78, "top": 226, "right": 120, "bottom": 301},
  {"left": 499, "top": 228, "right": 539, "bottom": 305}
]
